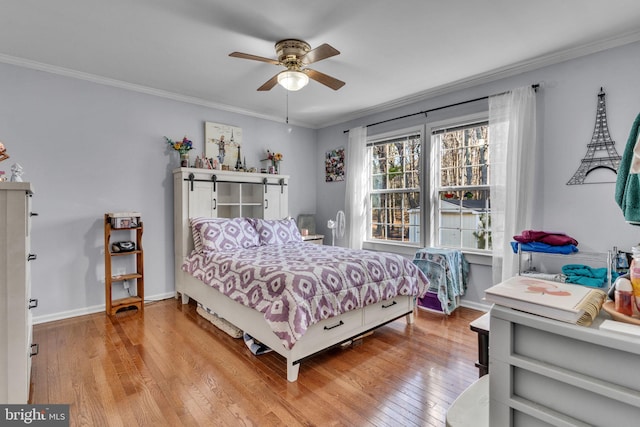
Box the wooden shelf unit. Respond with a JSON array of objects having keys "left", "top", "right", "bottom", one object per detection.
[{"left": 104, "top": 213, "right": 144, "bottom": 315}]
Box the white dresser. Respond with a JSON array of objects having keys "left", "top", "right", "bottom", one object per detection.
[
  {"left": 490, "top": 304, "right": 640, "bottom": 426},
  {"left": 0, "top": 182, "right": 38, "bottom": 403}
]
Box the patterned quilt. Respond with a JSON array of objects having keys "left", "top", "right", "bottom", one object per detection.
[{"left": 182, "top": 242, "right": 429, "bottom": 350}]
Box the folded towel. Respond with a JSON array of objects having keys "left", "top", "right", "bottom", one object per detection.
[
  {"left": 513, "top": 230, "right": 578, "bottom": 246},
  {"left": 615, "top": 112, "right": 640, "bottom": 224},
  {"left": 511, "top": 241, "right": 578, "bottom": 254},
  {"left": 561, "top": 264, "right": 618, "bottom": 288}
]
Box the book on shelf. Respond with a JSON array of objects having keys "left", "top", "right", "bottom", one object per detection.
[{"left": 484, "top": 275, "right": 607, "bottom": 326}]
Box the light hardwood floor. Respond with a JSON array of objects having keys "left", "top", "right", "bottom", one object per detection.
[{"left": 30, "top": 299, "right": 484, "bottom": 427}]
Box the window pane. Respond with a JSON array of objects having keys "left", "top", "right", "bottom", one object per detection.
[
  {"left": 372, "top": 174, "right": 387, "bottom": 190},
  {"left": 439, "top": 227, "right": 460, "bottom": 247},
  {"left": 410, "top": 172, "right": 420, "bottom": 188},
  {"left": 389, "top": 169, "right": 404, "bottom": 189},
  {"left": 437, "top": 188, "right": 491, "bottom": 250}
]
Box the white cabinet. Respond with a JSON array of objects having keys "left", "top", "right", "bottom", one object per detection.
[
  {"left": 263, "top": 181, "right": 288, "bottom": 220},
  {"left": 174, "top": 168, "right": 289, "bottom": 220},
  {"left": 489, "top": 305, "right": 640, "bottom": 426},
  {"left": 0, "top": 182, "right": 38, "bottom": 404}
]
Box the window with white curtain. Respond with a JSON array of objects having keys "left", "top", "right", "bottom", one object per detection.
[{"left": 431, "top": 120, "right": 492, "bottom": 251}]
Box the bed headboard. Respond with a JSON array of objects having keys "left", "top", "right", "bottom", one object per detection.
[{"left": 173, "top": 167, "right": 290, "bottom": 261}]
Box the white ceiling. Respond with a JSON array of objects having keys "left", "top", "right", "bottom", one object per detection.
[{"left": 2, "top": 0, "right": 640, "bottom": 128}]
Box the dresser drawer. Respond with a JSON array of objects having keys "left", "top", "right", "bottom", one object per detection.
[{"left": 363, "top": 295, "right": 412, "bottom": 325}]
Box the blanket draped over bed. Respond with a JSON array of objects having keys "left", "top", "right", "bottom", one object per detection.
[{"left": 182, "top": 242, "right": 429, "bottom": 350}]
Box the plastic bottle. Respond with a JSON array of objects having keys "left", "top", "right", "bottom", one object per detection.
[
  {"left": 628, "top": 246, "right": 640, "bottom": 313},
  {"left": 614, "top": 277, "right": 634, "bottom": 316}
]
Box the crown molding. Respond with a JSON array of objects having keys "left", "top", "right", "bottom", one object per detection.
[
  {"left": 0, "top": 53, "right": 309, "bottom": 128},
  {"left": 2, "top": 27, "right": 640, "bottom": 131},
  {"left": 321, "top": 29, "right": 640, "bottom": 129}
]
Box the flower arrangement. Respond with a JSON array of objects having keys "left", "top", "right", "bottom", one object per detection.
[
  {"left": 266, "top": 150, "right": 283, "bottom": 163},
  {"left": 265, "top": 150, "right": 283, "bottom": 173},
  {"left": 164, "top": 136, "right": 193, "bottom": 154}
]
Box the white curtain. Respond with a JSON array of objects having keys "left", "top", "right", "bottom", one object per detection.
[
  {"left": 489, "top": 86, "right": 537, "bottom": 284},
  {"left": 345, "top": 126, "right": 368, "bottom": 249}
]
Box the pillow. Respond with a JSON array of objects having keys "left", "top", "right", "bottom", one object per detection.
[
  {"left": 190, "top": 217, "right": 260, "bottom": 252},
  {"left": 251, "top": 218, "right": 303, "bottom": 246},
  {"left": 189, "top": 217, "right": 209, "bottom": 253}
]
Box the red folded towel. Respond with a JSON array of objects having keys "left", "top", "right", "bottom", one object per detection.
[{"left": 513, "top": 230, "right": 578, "bottom": 246}]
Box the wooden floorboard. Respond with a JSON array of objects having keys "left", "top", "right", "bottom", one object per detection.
[{"left": 30, "top": 299, "right": 484, "bottom": 427}]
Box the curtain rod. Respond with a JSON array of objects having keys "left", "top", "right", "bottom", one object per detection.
[{"left": 343, "top": 84, "right": 539, "bottom": 134}]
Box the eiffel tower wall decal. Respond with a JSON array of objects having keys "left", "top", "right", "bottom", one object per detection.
[{"left": 567, "top": 88, "right": 622, "bottom": 185}]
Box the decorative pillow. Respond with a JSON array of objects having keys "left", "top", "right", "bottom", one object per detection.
[
  {"left": 190, "top": 217, "right": 260, "bottom": 252},
  {"left": 251, "top": 218, "right": 303, "bottom": 246},
  {"left": 189, "top": 217, "right": 210, "bottom": 253}
]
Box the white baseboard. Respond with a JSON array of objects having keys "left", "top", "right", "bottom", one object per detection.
[
  {"left": 33, "top": 292, "right": 492, "bottom": 324},
  {"left": 460, "top": 299, "right": 491, "bottom": 313},
  {"left": 32, "top": 292, "right": 176, "bottom": 325}
]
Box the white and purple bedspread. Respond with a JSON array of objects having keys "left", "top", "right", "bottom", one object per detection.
[{"left": 182, "top": 242, "right": 429, "bottom": 350}]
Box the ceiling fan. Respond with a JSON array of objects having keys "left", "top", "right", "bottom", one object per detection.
[{"left": 229, "top": 39, "right": 345, "bottom": 92}]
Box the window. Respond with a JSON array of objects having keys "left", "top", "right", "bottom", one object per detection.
[
  {"left": 368, "top": 132, "right": 421, "bottom": 244},
  {"left": 432, "top": 121, "right": 491, "bottom": 251},
  {"left": 364, "top": 116, "right": 491, "bottom": 252}
]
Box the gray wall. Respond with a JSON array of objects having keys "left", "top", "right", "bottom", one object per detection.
[
  {"left": 0, "top": 62, "right": 317, "bottom": 321},
  {"left": 316, "top": 40, "right": 640, "bottom": 310}
]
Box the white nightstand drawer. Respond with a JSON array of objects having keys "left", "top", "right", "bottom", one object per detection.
[{"left": 302, "top": 234, "right": 324, "bottom": 245}]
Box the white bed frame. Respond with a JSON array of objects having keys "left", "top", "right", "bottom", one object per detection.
[{"left": 173, "top": 168, "right": 417, "bottom": 381}]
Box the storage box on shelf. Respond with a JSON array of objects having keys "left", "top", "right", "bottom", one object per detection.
[
  {"left": 517, "top": 247, "right": 614, "bottom": 290},
  {"left": 104, "top": 212, "right": 144, "bottom": 315}
]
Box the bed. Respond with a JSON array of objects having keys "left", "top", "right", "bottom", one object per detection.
[{"left": 173, "top": 168, "right": 429, "bottom": 381}]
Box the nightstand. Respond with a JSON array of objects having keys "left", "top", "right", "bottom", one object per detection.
[{"left": 302, "top": 234, "right": 324, "bottom": 245}]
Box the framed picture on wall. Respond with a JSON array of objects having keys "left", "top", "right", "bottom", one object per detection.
[
  {"left": 325, "top": 146, "right": 345, "bottom": 182},
  {"left": 205, "top": 122, "right": 243, "bottom": 169}
]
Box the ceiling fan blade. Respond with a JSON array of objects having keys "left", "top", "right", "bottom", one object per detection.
[
  {"left": 257, "top": 74, "right": 279, "bottom": 91},
  {"left": 303, "top": 69, "right": 345, "bottom": 90},
  {"left": 301, "top": 43, "right": 340, "bottom": 65},
  {"left": 229, "top": 52, "right": 280, "bottom": 65}
]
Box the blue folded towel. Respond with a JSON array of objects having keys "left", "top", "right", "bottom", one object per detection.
[
  {"left": 510, "top": 241, "right": 578, "bottom": 254},
  {"left": 561, "top": 264, "right": 618, "bottom": 288}
]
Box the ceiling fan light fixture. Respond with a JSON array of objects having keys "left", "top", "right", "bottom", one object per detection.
[{"left": 277, "top": 70, "right": 309, "bottom": 91}]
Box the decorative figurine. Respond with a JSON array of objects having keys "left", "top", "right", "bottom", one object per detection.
[{"left": 10, "top": 163, "right": 23, "bottom": 182}]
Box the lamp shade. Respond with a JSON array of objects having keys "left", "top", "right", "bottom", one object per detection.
[{"left": 277, "top": 70, "right": 309, "bottom": 91}]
